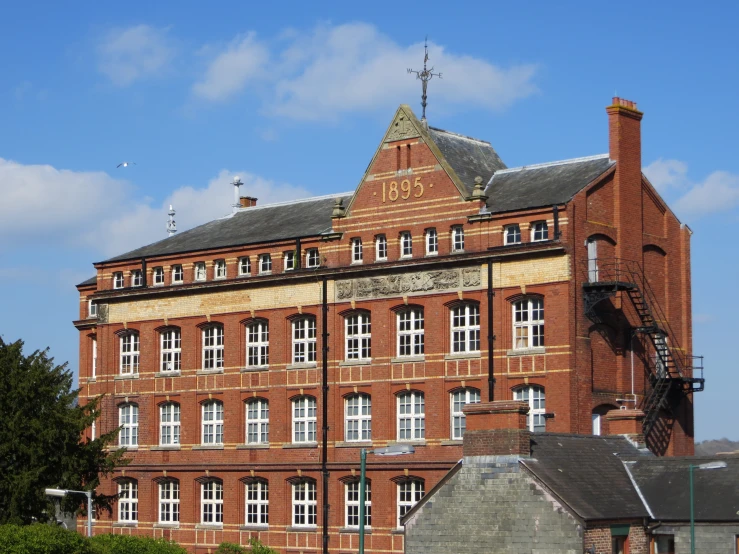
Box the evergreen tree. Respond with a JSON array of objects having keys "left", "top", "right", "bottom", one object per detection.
[{"left": 0, "top": 337, "right": 127, "bottom": 524}]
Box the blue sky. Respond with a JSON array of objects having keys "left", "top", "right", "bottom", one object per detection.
[{"left": 1, "top": 1, "right": 736, "bottom": 441}]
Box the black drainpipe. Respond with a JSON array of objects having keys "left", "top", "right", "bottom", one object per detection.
[
  {"left": 296, "top": 238, "right": 302, "bottom": 270},
  {"left": 553, "top": 205, "right": 560, "bottom": 240},
  {"left": 141, "top": 257, "right": 147, "bottom": 287},
  {"left": 321, "top": 276, "right": 330, "bottom": 554},
  {"left": 487, "top": 259, "right": 495, "bottom": 401}
]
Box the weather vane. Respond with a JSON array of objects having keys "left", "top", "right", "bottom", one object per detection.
[{"left": 407, "top": 38, "right": 442, "bottom": 121}]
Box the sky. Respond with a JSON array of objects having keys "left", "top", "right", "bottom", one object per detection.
[{"left": 0, "top": 1, "right": 736, "bottom": 442}]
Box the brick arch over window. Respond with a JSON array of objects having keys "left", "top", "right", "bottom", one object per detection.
[
  {"left": 585, "top": 233, "right": 616, "bottom": 283},
  {"left": 643, "top": 244, "right": 668, "bottom": 312}
]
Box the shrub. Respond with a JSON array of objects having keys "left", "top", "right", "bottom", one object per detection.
[
  {"left": 89, "top": 534, "right": 188, "bottom": 554},
  {"left": 0, "top": 523, "right": 94, "bottom": 554},
  {"left": 215, "top": 539, "right": 278, "bottom": 554}
]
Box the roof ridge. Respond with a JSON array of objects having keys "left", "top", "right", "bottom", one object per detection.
[
  {"left": 492, "top": 153, "right": 610, "bottom": 176},
  {"left": 233, "top": 191, "right": 355, "bottom": 214},
  {"left": 428, "top": 126, "right": 492, "bottom": 146}
]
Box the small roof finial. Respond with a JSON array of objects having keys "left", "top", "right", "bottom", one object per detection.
[
  {"left": 167, "top": 205, "right": 177, "bottom": 237},
  {"left": 407, "top": 37, "right": 442, "bottom": 122}
]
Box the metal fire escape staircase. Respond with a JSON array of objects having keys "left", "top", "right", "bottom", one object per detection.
[{"left": 582, "top": 259, "right": 704, "bottom": 436}]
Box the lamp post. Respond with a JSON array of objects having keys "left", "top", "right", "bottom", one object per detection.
[
  {"left": 45, "top": 488, "right": 94, "bottom": 537},
  {"left": 358, "top": 444, "right": 415, "bottom": 554},
  {"left": 689, "top": 461, "right": 726, "bottom": 554}
]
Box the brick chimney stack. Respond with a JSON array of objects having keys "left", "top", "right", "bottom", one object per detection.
[
  {"left": 606, "top": 408, "right": 646, "bottom": 449},
  {"left": 239, "top": 196, "right": 258, "bottom": 208},
  {"left": 462, "top": 401, "right": 531, "bottom": 457}
]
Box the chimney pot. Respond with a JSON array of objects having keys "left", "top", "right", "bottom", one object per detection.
[{"left": 240, "top": 196, "right": 258, "bottom": 208}]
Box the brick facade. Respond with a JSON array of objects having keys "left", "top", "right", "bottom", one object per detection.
[{"left": 74, "top": 100, "right": 697, "bottom": 552}]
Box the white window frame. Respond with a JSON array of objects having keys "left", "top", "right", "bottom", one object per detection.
[
  {"left": 118, "top": 480, "right": 138, "bottom": 523},
  {"left": 214, "top": 259, "right": 227, "bottom": 279},
  {"left": 306, "top": 248, "right": 320, "bottom": 268},
  {"left": 532, "top": 221, "right": 549, "bottom": 242},
  {"left": 202, "top": 325, "right": 224, "bottom": 370},
  {"left": 113, "top": 272, "right": 124, "bottom": 289},
  {"left": 131, "top": 269, "right": 143, "bottom": 287},
  {"left": 246, "top": 320, "right": 269, "bottom": 368},
  {"left": 513, "top": 298, "right": 544, "bottom": 349},
  {"left": 397, "top": 391, "right": 425, "bottom": 441},
  {"left": 153, "top": 266, "right": 164, "bottom": 285},
  {"left": 397, "top": 308, "right": 424, "bottom": 357},
  {"left": 451, "top": 304, "right": 480, "bottom": 354},
  {"left": 514, "top": 385, "right": 546, "bottom": 433},
  {"left": 345, "top": 313, "right": 371, "bottom": 361},
  {"left": 345, "top": 394, "right": 371, "bottom": 442},
  {"left": 259, "top": 254, "right": 272, "bottom": 274},
  {"left": 450, "top": 388, "right": 481, "bottom": 440},
  {"left": 239, "top": 257, "right": 251, "bottom": 276},
  {"left": 158, "top": 480, "right": 180, "bottom": 524},
  {"left": 160, "top": 328, "right": 181, "bottom": 372},
  {"left": 88, "top": 300, "right": 97, "bottom": 318},
  {"left": 245, "top": 480, "right": 269, "bottom": 526},
  {"left": 201, "top": 400, "right": 224, "bottom": 445},
  {"left": 160, "top": 402, "right": 181, "bottom": 446},
  {"left": 292, "top": 481, "right": 317, "bottom": 527},
  {"left": 451, "top": 226, "right": 465, "bottom": 252},
  {"left": 195, "top": 262, "right": 207, "bottom": 281},
  {"left": 400, "top": 231, "right": 413, "bottom": 258},
  {"left": 346, "top": 480, "right": 371, "bottom": 528},
  {"left": 284, "top": 251, "right": 295, "bottom": 271},
  {"left": 505, "top": 224, "right": 522, "bottom": 245},
  {"left": 292, "top": 317, "right": 317, "bottom": 364},
  {"left": 119, "top": 403, "right": 138, "bottom": 447},
  {"left": 91, "top": 337, "right": 97, "bottom": 379},
  {"left": 397, "top": 480, "right": 424, "bottom": 528},
  {"left": 201, "top": 480, "right": 224, "bottom": 525},
  {"left": 425, "top": 228, "right": 438, "bottom": 256},
  {"left": 120, "top": 332, "right": 140, "bottom": 375},
  {"left": 375, "top": 235, "right": 387, "bottom": 261},
  {"left": 292, "top": 396, "right": 317, "bottom": 444},
  {"left": 351, "top": 238, "right": 363, "bottom": 264},
  {"left": 592, "top": 413, "right": 602, "bottom": 435},
  {"left": 172, "top": 264, "right": 184, "bottom": 283},
  {"left": 246, "top": 398, "right": 269, "bottom": 444}
]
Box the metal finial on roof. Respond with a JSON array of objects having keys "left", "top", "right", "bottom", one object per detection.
[
  {"left": 167, "top": 205, "right": 177, "bottom": 237},
  {"left": 407, "top": 37, "right": 441, "bottom": 122}
]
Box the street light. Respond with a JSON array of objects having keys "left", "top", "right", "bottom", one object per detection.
[
  {"left": 45, "top": 488, "right": 94, "bottom": 537},
  {"left": 358, "top": 444, "right": 415, "bottom": 554},
  {"left": 689, "top": 461, "right": 727, "bottom": 554}
]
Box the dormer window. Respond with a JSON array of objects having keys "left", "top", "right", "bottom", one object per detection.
[
  {"left": 532, "top": 221, "right": 549, "bottom": 242},
  {"left": 172, "top": 265, "right": 184, "bottom": 283},
  {"left": 195, "top": 262, "right": 207, "bottom": 281},
  {"left": 153, "top": 266, "right": 164, "bottom": 285},
  {"left": 284, "top": 251, "right": 295, "bottom": 271},
  {"left": 505, "top": 224, "right": 521, "bottom": 245},
  {"left": 131, "top": 270, "right": 143, "bottom": 287},
  {"left": 239, "top": 257, "right": 251, "bottom": 276},
  {"left": 113, "top": 272, "right": 124, "bottom": 289},
  {"left": 259, "top": 254, "right": 272, "bottom": 274},
  {"left": 306, "top": 249, "right": 320, "bottom": 268},
  {"left": 214, "top": 259, "right": 227, "bottom": 279}
]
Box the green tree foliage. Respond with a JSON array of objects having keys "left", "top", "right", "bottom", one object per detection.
[
  {"left": 214, "top": 539, "right": 278, "bottom": 554},
  {"left": 89, "top": 534, "right": 188, "bottom": 554},
  {"left": 0, "top": 338, "right": 127, "bottom": 524}
]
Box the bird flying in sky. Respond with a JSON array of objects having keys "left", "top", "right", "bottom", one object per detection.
[{"left": 117, "top": 161, "right": 136, "bottom": 168}]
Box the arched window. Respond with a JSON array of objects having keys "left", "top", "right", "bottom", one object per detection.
[
  {"left": 451, "top": 303, "right": 480, "bottom": 353},
  {"left": 202, "top": 400, "right": 224, "bottom": 445},
  {"left": 514, "top": 385, "right": 546, "bottom": 432},
  {"left": 119, "top": 331, "right": 139, "bottom": 375},
  {"left": 201, "top": 480, "right": 224, "bottom": 524},
  {"left": 352, "top": 238, "right": 363, "bottom": 264},
  {"left": 345, "top": 394, "right": 371, "bottom": 442},
  {"left": 513, "top": 298, "right": 544, "bottom": 349},
  {"left": 292, "top": 316, "right": 317, "bottom": 364},
  {"left": 158, "top": 480, "right": 180, "bottom": 523},
  {"left": 159, "top": 402, "right": 180, "bottom": 446},
  {"left": 160, "top": 328, "right": 181, "bottom": 373},
  {"left": 345, "top": 312, "right": 371, "bottom": 361},
  {"left": 246, "top": 320, "right": 269, "bottom": 368},
  {"left": 119, "top": 403, "right": 138, "bottom": 447},
  {"left": 451, "top": 225, "right": 465, "bottom": 252},
  {"left": 202, "top": 324, "right": 224, "bottom": 370},
  {"left": 397, "top": 308, "right": 424, "bottom": 358},
  {"left": 245, "top": 479, "right": 269, "bottom": 526},
  {"left": 532, "top": 221, "right": 549, "bottom": 242},
  {"left": 375, "top": 235, "right": 387, "bottom": 261},
  {"left": 117, "top": 479, "right": 138, "bottom": 523},
  {"left": 246, "top": 398, "right": 269, "bottom": 444},
  {"left": 450, "top": 388, "right": 481, "bottom": 439},
  {"left": 345, "top": 480, "right": 371, "bottom": 528},
  {"left": 292, "top": 479, "right": 317, "bottom": 527},
  {"left": 397, "top": 391, "right": 425, "bottom": 441},
  {"left": 425, "top": 228, "right": 438, "bottom": 255},
  {"left": 292, "top": 396, "right": 317, "bottom": 444},
  {"left": 397, "top": 479, "right": 424, "bottom": 527}
]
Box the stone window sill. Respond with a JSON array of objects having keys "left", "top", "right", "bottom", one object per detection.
[
  {"left": 286, "top": 526, "right": 317, "bottom": 532},
  {"left": 120, "top": 446, "right": 138, "bottom": 451},
  {"left": 197, "top": 369, "right": 224, "bottom": 375},
  {"left": 114, "top": 374, "right": 139, "bottom": 380},
  {"left": 334, "top": 441, "right": 372, "bottom": 448},
  {"left": 195, "top": 524, "right": 223, "bottom": 530},
  {"left": 387, "top": 440, "right": 426, "bottom": 447},
  {"left": 150, "top": 445, "right": 181, "bottom": 451},
  {"left": 425, "top": 252, "right": 439, "bottom": 257},
  {"left": 237, "top": 444, "right": 270, "bottom": 450},
  {"left": 340, "top": 527, "right": 372, "bottom": 534},
  {"left": 339, "top": 359, "right": 371, "bottom": 367},
  {"left": 241, "top": 366, "right": 268, "bottom": 372},
  {"left": 286, "top": 363, "right": 317, "bottom": 370},
  {"left": 507, "top": 347, "right": 546, "bottom": 357},
  {"left": 153, "top": 523, "right": 180, "bottom": 529},
  {"left": 444, "top": 353, "right": 481, "bottom": 361},
  {"left": 391, "top": 356, "right": 425, "bottom": 364},
  {"left": 283, "top": 442, "right": 318, "bottom": 449},
  {"left": 192, "top": 444, "right": 224, "bottom": 450},
  {"left": 113, "top": 522, "right": 137, "bottom": 528},
  {"left": 155, "top": 371, "right": 181, "bottom": 378},
  {"left": 391, "top": 528, "right": 405, "bottom": 535},
  {"left": 440, "top": 440, "right": 463, "bottom": 446},
  {"left": 240, "top": 525, "right": 269, "bottom": 531},
  {"left": 87, "top": 377, "right": 97, "bottom": 383}
]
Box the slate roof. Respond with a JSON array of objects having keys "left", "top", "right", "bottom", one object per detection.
[
  {"left": 485, "top": 154, "right": 615, "bottom": 214},
  {"left": 428, "top": 127, "right": 507, "bottom": 194},
  {"left": 625, "top": 455, "right": 739, "bottom": 522},
  {"left": 102, "top": 193, "right": 352, "bottom": 263},
  {"left": 521, "top": 433, "right": 650, "bottom": 521},
  {"left": 78, "top": 276, "right": 97, "bottom": 287}
]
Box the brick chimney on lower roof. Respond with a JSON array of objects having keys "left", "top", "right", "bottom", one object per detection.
[
  {"left": 239, "top": 196, "right": 258, "bottom": 208},
  {"left": 606, "top": 408, "right": 646, "bottom": 449},
  {"left": 462, "top": 400, "right": 531, "bottom": 457}
]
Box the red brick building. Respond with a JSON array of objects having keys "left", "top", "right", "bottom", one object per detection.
[{"left": 74, "top": 98, "right": 703, "bottom": 553}]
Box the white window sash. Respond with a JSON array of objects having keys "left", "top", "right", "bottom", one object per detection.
[
  {"left": 160, "top": 403, "right": 181, "bottom": 446},
  {"left": 245, "top": 480, "right": 269, "bottom": 526},
  {"left": 120, "top": 334, "right": 140, "bottom": 375},
  {"left": 160, "top": 329, "right": 181, "bottom": 372},
  {"left": 397, "top": 392, "right": 425, "bottom": 441},
  {"left": 450, "top": 389, "right": 480, "bottom": 439},
  {"left": 202, "top": 326, "right": 224, "bottom": 370},
  {"left": 513, "top": 299, "right": 544, "bottom": 350},
  {"left": 345, "top": 395, "right": 372, "bottom": 442},
  {"left": 345, "top": 481, "right": 371, "bottom": 528},
  {"left": 118, "top": 481, "right": 138, "bottom": 522},
  {"left": 201, "top": 481, "right": 224, "bottom": 524},
  {"left": 345, "top": 313, "right": 371, "bottom": 361},
  {"left": 397, "top": 480, "right": 424, "bottom": 527},
  {"left": 159, "top": 481, "right": 180, "bottom": 523},
  {"left": 246, "top": 399, "right": 269, "bottom": 444},
  {"left": 292, "top": 318, "right": 317, "bottom": 364},
  {"left": 119, "top": 404, "right": 138, "bottom": 447},
  {"left": 246, "top": 322, "right": 269, "bottom": 367},
  {"left": 375, "top": 236, "right": 387, "bottom": 260},
  {"left": 450, "top": 305, "right": 480, "bottom": 353},
  {"left": 292, "top": 482, "right": 317, "bottom": 527},
  {"left": 397, "top": 309, "right": 424, "bottom": 357},
  {"left": 292, "top": 397, "right": 317, "bottom": 443},
  {"left": 202, "top": 401, "right": 224, "bottom": 445}
]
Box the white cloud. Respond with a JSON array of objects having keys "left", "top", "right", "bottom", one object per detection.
[
  {"left": 192, "top": 23, "right": 537, "bottom": 120},
  {"left": 192, "top": 33, "right": 269, "bottom": 101},
  {"left": 644, "top": 158, "right": 739, "bottom": 217},
  {"left": 98, "top": 24, "right": 175, "bottom": 86}
]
